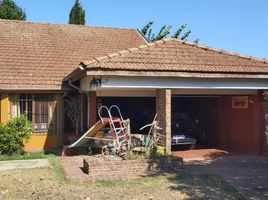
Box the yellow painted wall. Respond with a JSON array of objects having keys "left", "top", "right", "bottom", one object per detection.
[
  {"left": 24, "top": 134, "right": 60, "bottom": 151},
  {"left": 1, "top": 93, "right": 9, "bottom": 123},
  {"left": 1, "top": 93, "right": 62, "bottom": 151}
]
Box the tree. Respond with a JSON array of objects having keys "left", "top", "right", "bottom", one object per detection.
[
  {"left": 140, "top": 21, "right": 199, "bottom": 43},
  {"left": 68, "top": 0, "right": 86, "bottom": 25},
  {"left": 0, "top": 0, "right": 26, "bottom": 20}
]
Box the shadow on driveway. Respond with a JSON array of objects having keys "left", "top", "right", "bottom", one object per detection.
[{"left": 182, "top": 155, "right": 268, "bottom": 200}]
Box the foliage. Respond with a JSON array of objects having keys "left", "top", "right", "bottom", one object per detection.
[
  {"left": 0, "top": 115, "right": 32, "bottom": 155},
  {"left": 68, "top": 0, "right": 86, "bottom": 25},
  {"left": 0, "top": 0, "right": 26, "bottom": 20},
  {"left": 140, "top": 21, "right": 199, "bottom": 43}
]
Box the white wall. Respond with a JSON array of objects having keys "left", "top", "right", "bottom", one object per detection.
[{"left": 80, "top": 75, "right": 265, "bottom": 95}]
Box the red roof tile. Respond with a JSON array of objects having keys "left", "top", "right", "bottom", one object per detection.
[
  {"left": 82, "top": 38, "right": 268, "bottom": 74},
  {"left": 0, "top": 19, "right": 146, "bottom": 90}
]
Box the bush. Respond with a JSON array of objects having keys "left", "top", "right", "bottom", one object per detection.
[{"left": 0, "top": 115, "right": 32, "bottom": 155}]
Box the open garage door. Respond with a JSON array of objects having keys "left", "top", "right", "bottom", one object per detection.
[
  {"left": 171, "top": 96, "right": 219, "bottom": 150},
  {"left": 171, "top": 94, "right": 261, "bottom": 154},
  {"left": 97, "top": 97, "right": 156, "bottom": 134}
]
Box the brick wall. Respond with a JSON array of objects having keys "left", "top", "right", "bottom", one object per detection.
[
  {"left": 156, "top": 89, "right": 171, "bottom": 154},
  {"left": 83, "top": 156, "right": 183, "bottom": 180}
]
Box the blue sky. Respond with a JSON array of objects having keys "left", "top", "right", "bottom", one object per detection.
[{"left": 15, "top": 0, "right": 268, "bottom": 58}]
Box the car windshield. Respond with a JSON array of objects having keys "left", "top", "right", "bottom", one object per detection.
[{"left": 172, "top": 113, "right": 193, "bottom": 133}]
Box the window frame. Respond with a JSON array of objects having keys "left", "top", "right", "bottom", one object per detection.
[{"left": 9, "top": 94, "right": 57, "bottom": 134}]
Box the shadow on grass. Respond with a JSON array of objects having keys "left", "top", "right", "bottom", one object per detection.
[
  {"left": 166, "top": 173, "right": 246, "bottom": 200},
  {"left": 130, "top": 152, "right": 247, "bottom": 199}
]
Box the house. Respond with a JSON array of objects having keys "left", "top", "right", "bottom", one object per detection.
[
  {"left": 1, "top": 19, "right": 268, "bottom": 155},
  {"left": 0, "top": 19, "right": 146, "bottom": 150}
]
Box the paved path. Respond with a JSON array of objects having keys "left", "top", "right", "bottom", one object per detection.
[
  {"left": 172, "top": 148, "right": 230, "bottom": 159},
  {"left": 60, "top": 156, "right": 89, "bottom": 181},
  {"left": 0, "top": 159, "right": 50, "bottom": 171},
  {"left": 183, "top": 155, "right": 268, "bottom": 200}
]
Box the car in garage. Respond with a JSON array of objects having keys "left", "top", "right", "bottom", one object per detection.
[{"left": 171, "top": 113, "right": 201, "bottom": 149}]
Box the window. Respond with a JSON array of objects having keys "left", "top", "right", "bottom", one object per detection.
[
  {"left": 34, "top": 95, "right": 56, "bottom": 132},
  {"left": 19, "top": 94, "right": 33, "bottom": 121},
  {"left": 9, "top": 94, "right": 57, "bottom": 133}
]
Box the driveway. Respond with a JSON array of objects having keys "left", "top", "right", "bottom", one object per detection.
[{"left": 183, "top": 155, "right": 268, "bottom": 200}]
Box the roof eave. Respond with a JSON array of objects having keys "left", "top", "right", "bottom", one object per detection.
[
  {"left": 63, "top": 64, "right": 87, "bottom": 82},
  {"left": 85, "top": 69, "right": 268, "bottom": 79},
  {"left": 0, "top": 88, "right": 66, "bottom": 92}
]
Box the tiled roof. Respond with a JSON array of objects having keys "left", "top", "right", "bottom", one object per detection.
[
  {"left": 82, "top": 38, "right": 268, "bottom": 74},
  {"left": 0, "top": 19, "right": 146, "bottom": 90}
]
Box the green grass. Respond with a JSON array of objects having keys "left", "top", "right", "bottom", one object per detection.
[
  {"left": 0, "top": 151, "right": 56, "bottom": 161},
  {"left": 48, "top": 156, "right": 67, "bottom": 182},
  {"left": 0, "top": 151, "right": 67, "bottom": 182}
]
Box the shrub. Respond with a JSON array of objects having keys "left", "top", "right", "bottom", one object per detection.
[{"left": 0, "top": 115, "right": 32, "bottom": 155}]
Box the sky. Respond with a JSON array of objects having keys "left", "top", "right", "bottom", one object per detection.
[{"left": 15, "top": 0, "right": 268, "bottom": 58}]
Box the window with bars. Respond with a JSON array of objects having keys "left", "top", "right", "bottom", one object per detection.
[{"left": 9, "top": 94, "right": 57, "bottom": 133}]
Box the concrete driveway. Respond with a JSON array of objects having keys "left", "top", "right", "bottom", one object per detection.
[{"left": 183, "top": 155, "right": 268, "bottom": 200}]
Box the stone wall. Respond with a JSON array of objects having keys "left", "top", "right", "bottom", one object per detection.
[{"left": 83, "top": 156, "right": 183, "bottom": 180}]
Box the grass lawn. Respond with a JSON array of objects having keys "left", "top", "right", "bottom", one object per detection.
[
  {"left": 0, "top": 155, "right": 246, "bottom": 200},
  {"left": 0, "top": 151, "right": 57, "bottom": 161}
]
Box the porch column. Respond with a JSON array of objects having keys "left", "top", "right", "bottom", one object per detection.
[
  {"left": 88, "top": 91, "right": 97, "bottom": 127},
  {"left": 156, "top": 89, "right": 171, "bottom": 154}
]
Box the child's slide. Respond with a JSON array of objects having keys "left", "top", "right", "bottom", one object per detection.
[{"left": 67, "top": 119, "right": 109, "bottom": 148}]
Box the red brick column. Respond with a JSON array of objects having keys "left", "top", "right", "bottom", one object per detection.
[{"left": 156, "top": 89, "right": 171, "bottom": 154}]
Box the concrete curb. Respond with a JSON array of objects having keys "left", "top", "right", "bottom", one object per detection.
[{"left": 0, "top": 159, "right": 50, "bottom": 171}]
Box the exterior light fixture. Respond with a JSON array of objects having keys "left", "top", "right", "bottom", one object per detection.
[{"left": 89, "top": 76, "right": 101, "bottom": 91}]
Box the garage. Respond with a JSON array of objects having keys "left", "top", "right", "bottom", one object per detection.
[
  {"left": 94, "top": 92, "right": 261, "bottom": 154},
  {"left": 171, "top": 92, "right": 262, "bottom": 154},
  {"left": 97, "top": 96, "right": 156, "bottom": 134},
  {"left": 67, "top": 39, "right": 268, "bottom": 155},
  {"left": 171, "top": 96, "right": 218, "bottom": 150}
]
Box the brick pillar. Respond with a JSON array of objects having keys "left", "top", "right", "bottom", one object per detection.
[
  {"left": 156, "top": 89, "right": 171, "bottom": 154},
  {"left": 88, "top": 91, "right": 97, "bottom": 127}
]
